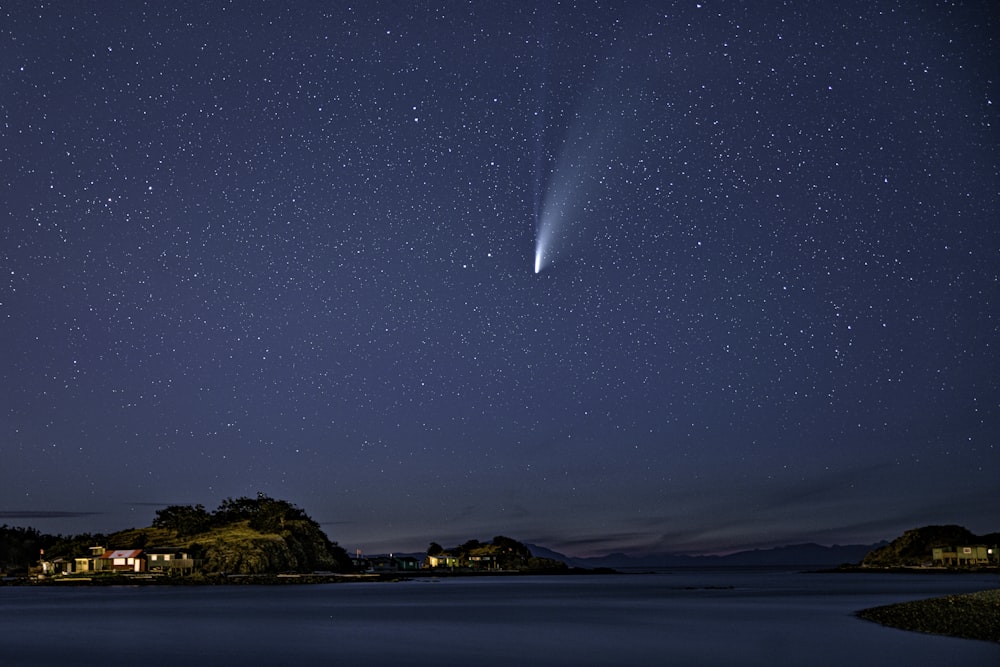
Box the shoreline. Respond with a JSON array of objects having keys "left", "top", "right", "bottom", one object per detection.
[
  {"left": 857, "top": 589, "right": 1000, "bottom": 643},
  {"left": 2, "top": 566, "right": 618, "bottom": 587},
  {"left": 2, "top": 573, "right": 393, "bottom": 586}
]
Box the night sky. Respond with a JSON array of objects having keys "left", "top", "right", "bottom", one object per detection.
[{"left": 2, "top": 2, "right": 997, "bottom": 557}]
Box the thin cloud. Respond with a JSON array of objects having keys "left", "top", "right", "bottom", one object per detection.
[{"left": 0, "top": 510, "right": 103, "bottom": 519}]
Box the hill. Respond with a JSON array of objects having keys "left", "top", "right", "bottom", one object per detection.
[
  {"left": 860, "top": 525, "right": 1000, "bottom": 567},
  {"left": 426, "top": 536, "right": 568, "bottom": 572},
  {"left": 35, "top": 495, "right": 352, "bottom": 575}
]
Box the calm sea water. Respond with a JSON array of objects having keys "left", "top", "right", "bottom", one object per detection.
[{"left": 1, "top": 569, "right": 997, "bottom": 665}]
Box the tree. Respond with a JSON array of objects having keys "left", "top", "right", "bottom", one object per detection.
[
  {"left": 490, "top": 536, "right": 531, "bottom": 569},
  {"left": 152, "top": 504, "right": 211, "bottom": 536},
  {"left": 457, "top": 539, "right": 482, "bottom": 556},
  {"left": 427, "top": 542, "right": 443, "bottom": 556},
  {"left": 212, "top": 494, "right": 309, "bottom": 531},
  {"left": 0, "top": 525, "right": 52, "bottom": 573},
  {"left": 492, "top": 535, "right": 530, "bottom": 557}
]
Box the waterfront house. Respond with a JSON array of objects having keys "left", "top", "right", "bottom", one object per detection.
[
  {"left": 395, "top": 556, "right": 421, "bottom": 571},
  {"left": 362, "top": 555, "right": 423, "bottom": 572},
  {"left": 145, "top": 548, "right": 195, "bottom": 575},
  {"left": 40, "top": 557, "right": 73, "bottom": 575},
  {"left": 100, "top": 549, "right": 146, "bottom": 573},
  {"left": 931, "top": 545, "right": 994, "bottom": 566},
  {"left": 425, "top": 553, "right": 461, "bottom": 569},
  {"left": 74, "top": 545, "right": 107, "bottom": 573},
  {"left": 468, "top": 554, "right": 498, "bottom": 570},
  {"left": 367, "top": 556, "right": 398, "bottom": 572},
  {"left": 956, "top": 545, "right": 991, "bottom": 565}
]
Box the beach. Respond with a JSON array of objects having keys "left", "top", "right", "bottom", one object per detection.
[{"left": 858, "top": 588, "right": 1000, "bottom": 643}]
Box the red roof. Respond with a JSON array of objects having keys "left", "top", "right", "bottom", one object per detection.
[{"left": 101, "top": 549, "right": 143, "bottom": 559}]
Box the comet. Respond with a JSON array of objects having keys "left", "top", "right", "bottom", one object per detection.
[
  {"left": 533, "top": 171, "right": 576, "bottom": 274},
  {"left": 532, "top": 44, "right": 630, "bottom": 274},
  {"left": 533, "top": 96, "right": 617, "bottom": 274},
  {"left": 534, "top": 221, "right": 552, "bottom": 274}
]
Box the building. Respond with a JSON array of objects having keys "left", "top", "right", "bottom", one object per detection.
[
  {"left": 356, "top": 555, "right": 424, "bottom": 572},
  {"left": 145, "top": 548, "right": 195, "bottom": 575},
  {"left": 425, "top": 553, "right": 461, "bottom": 569},
  {"left": 74, "top": 546, "right": 108, "bottom": 573},
  {"left": 394, "top": 556, "right": 421, "bottom": 571},
  {"left": 40, "top": 557, "right": 73, "bottom": 576},
  {"left": 468, "top": 554, "right": 498, "bottom": 570},
  {"left": 100, "top": 549, "right": 146, "bottom": 573},
  {"left": 931, "top": 545, "right": 995, "bottom": 566}
]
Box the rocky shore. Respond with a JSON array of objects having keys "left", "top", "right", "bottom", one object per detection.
[{"left": 857, "top": 589, "right": 1000, "bottom": 643}]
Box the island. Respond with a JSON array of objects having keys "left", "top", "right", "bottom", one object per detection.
[{"left": 1, "top": 495, "right": 576, "bottom": 584}]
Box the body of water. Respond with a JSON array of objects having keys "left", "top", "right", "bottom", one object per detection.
[{"left": 1, "top": 569, "right": 997, "bottom": 665}]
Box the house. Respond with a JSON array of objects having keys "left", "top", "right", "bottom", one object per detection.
[
  {"left": 368, "top": 556, "right": 399, "bottom": 572},
  {"left": 40, "top": 557, "right": 74, "bottom": 575},
  {"left": 74, "top": 546, "right": 107, "bottom": 573},
  {"left": 395, "top": 556, "right": 421, "bottom": 571},
  {"left": 145, "top": 548, "right": 195, "bottom": 575},
  {"left": 360, "top": 555, "right": 423, "bottom": 572},
  {"left": 931, "top": 547, "right": 957, "bottom": 565},
  {"left": 931, "top": 545, "right": 994, "bottom": 566},
  {"left": 425, "top": 553, "right": 461, "bottom": 569},
  {"left": 100, "top": 549, "right": 146, "bottom": 573},
  {"left": 956, "top": 545, "right": 991, "bottom": 565},
  {"left": 350, "top": 555, "right": 372, "bottom": 571},
  {"left": 468, "top": 554, "right": 498, "bottom": 570}
]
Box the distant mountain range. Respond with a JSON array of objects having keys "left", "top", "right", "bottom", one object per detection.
[{"left": 526, "top": 542, "right": 885, "bottom": 569}]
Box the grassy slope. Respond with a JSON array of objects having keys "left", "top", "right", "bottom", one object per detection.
[{"left": 107, "top": 520, "right": 332, "bottom": 574}]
